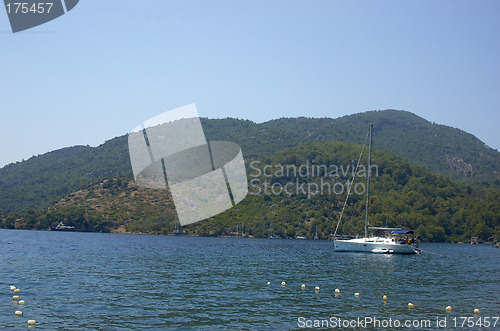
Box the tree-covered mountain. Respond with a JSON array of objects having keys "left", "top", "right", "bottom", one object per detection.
[
  {"left": 0, "top": 136, "right": 130, "bottom": 214},
  {"left": 0, "top": 109, "right": 498, "bottom": 218},
  {"left": 202, "top": 110, "right": 499, "bottom": 186},
  {"left": 3, "top": 141, "right": 498, "bottom": 243}
]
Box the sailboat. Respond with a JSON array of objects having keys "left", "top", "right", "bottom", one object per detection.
[
  {"left": 229, "top": 223, "right": 247, "bottom": 237},
  {"left": 333, "top": 124, "right": 420, "bottom": 254},
  {"left": 269, "top": 221, "right": 278, "bottom": 239},
  {"left": 172, "top": 216, "right": 184, "bottom": 236}
]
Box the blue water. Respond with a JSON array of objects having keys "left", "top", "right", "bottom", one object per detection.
[{"left": 1, "top": 230, "right": 499, "bottom": 330}]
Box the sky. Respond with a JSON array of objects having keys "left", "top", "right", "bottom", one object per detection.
[{"left": 0, "top": 0, "right": 499, "bottom": 167}]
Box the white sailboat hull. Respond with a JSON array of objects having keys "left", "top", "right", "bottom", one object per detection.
[{"left": 334, "top": 237, "right": 418, "bottom": 254}]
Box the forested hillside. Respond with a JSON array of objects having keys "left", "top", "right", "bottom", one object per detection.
[
  {"left": 0, "top": 136, "right": 130, "bottom": 214},
  {"left": 2, "top": 110, "right": 498, "bottom": 216},
  {"left": 3, "top": 141, "right": 498, "bottom": 243},
  {"left": 1, "top": 110, "right": 498, "bottom": 242},
  {"left": 203, "top": 110, "right": 500, "bottom": 186}
]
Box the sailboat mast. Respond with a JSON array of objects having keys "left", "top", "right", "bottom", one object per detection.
[{"left": 364, "top": 124, "right": 373, "bottom": 238}]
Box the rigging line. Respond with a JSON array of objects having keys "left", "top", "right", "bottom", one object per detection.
[{"left": 333, "top": 130, "right": 370, "bottom": 237}]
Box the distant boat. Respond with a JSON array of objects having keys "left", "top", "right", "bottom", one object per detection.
[
  {"left": 241, "top": 223, "right": 247, "bottom": 237},
  {"left": 333, "top": 124, "right": 420, "bottom": 254},
  {"left": 172, "top": 217, "right": 184, "bottom": 236},
  {"left": 268, "top": 221, "right": 278, "bottom": 239},
  {"left": 295, "top": 221, "right": 307, "bottom": 240},
  {"left": 51, "top": 221, "right": 75, "bottom": 231},
  {"left": 229, "top": 223, "right": 247, "bottom": 237}
]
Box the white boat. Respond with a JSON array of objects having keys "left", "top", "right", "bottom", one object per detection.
[
  {"left": 268, "top": 221, "right": 278, "bottom": 239},
  {"left": 50, "top": 221, "right": 75, "bottom": 231},
  {"left": 334, "top": 233, "right": 418, "bottom": 254},
  {"left": 333, "top": 124, "right": 420, "bottom": 255}
]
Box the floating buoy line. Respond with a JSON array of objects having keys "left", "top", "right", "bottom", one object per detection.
[
  {"left": 265, "top": 282, "right": 484, "bottom": 316},
  {"left": 6, "top": 282, "right": 485, "bottom": 327},
  {"left": 8, "top": 285, "right": 36, "bottom": 327}
]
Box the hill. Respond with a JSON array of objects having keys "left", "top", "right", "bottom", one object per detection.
[
  {"left": 0, "top": 137, "right": 130, "bottom": 214},
  {"left": 201, "top": 110, "right": 499, "bottom": 186},
  {"left": 0, "top": 109, "right": 498, "bottom": 217},
  {"left": 261, "top": 110, "right": 499, "bottom": 186},
  {"left": 4, "top": 141, "right": 498, "bottom": 243}
]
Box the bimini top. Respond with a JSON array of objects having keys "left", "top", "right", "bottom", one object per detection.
[{"left": 391, "top": 230, "right": 414, "bottom": 235}]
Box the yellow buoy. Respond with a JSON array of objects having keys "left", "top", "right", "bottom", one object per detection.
[
  {"left": 281, "top": 281, "right": 286, "bottom": 286},
  {"left": 474, "top": 308, "right": 480, "bottom": 315},
  {"left": 14, "top": 288, "right": 20, "bottom": 293},
  {"left": 10, "top": 286, "right": 16, "bottom": 291},
  {"left": 383, "top": 295, "right": 387, "bottom": 301},
  {"left": 315, "top": 286, "right": 320, "bottom": 291},
  {"left": 354, "top": 292, "right": 360, "bottom": 297},
  {"left": 335, "top": 288, "right": 340, "bottom": 294},
  {"left": 18, "top": 300, "right": 25, "bottom": 305},
  {"left": 15, "top": 311, "right": 23, "bottom": 316},
  {"left": 301, "top": 284, "right": 305, "bottom": 289},
  {"left": 28, "top": 320, "right": 36, "bottom": 326},
  {"left": 446, "top": 306, "right": 452, "bottom": 312},
  {"left": 266, "top": 282, "right": 270, "bottom": 285},
  {"left": 408, "top": 303, "right": 414, "bottom": 308},
  {"left": 13, "top": 295, "right": 19, "bottom": 301}
]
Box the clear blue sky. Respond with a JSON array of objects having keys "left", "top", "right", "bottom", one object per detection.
[{"left": 1, "top": 0, "right": 499, "bottom": 167}]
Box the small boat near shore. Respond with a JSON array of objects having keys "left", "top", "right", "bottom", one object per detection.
[
  {"left": 50, "top": 221, "right": 75, "bottom": 231},
  {"left": 172, "top": 217, "right": 185, "bottom": 236}
]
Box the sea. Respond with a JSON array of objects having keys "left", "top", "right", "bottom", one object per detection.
[{"left": 1, "top": 229, "right": 499, "bottom": 330}]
